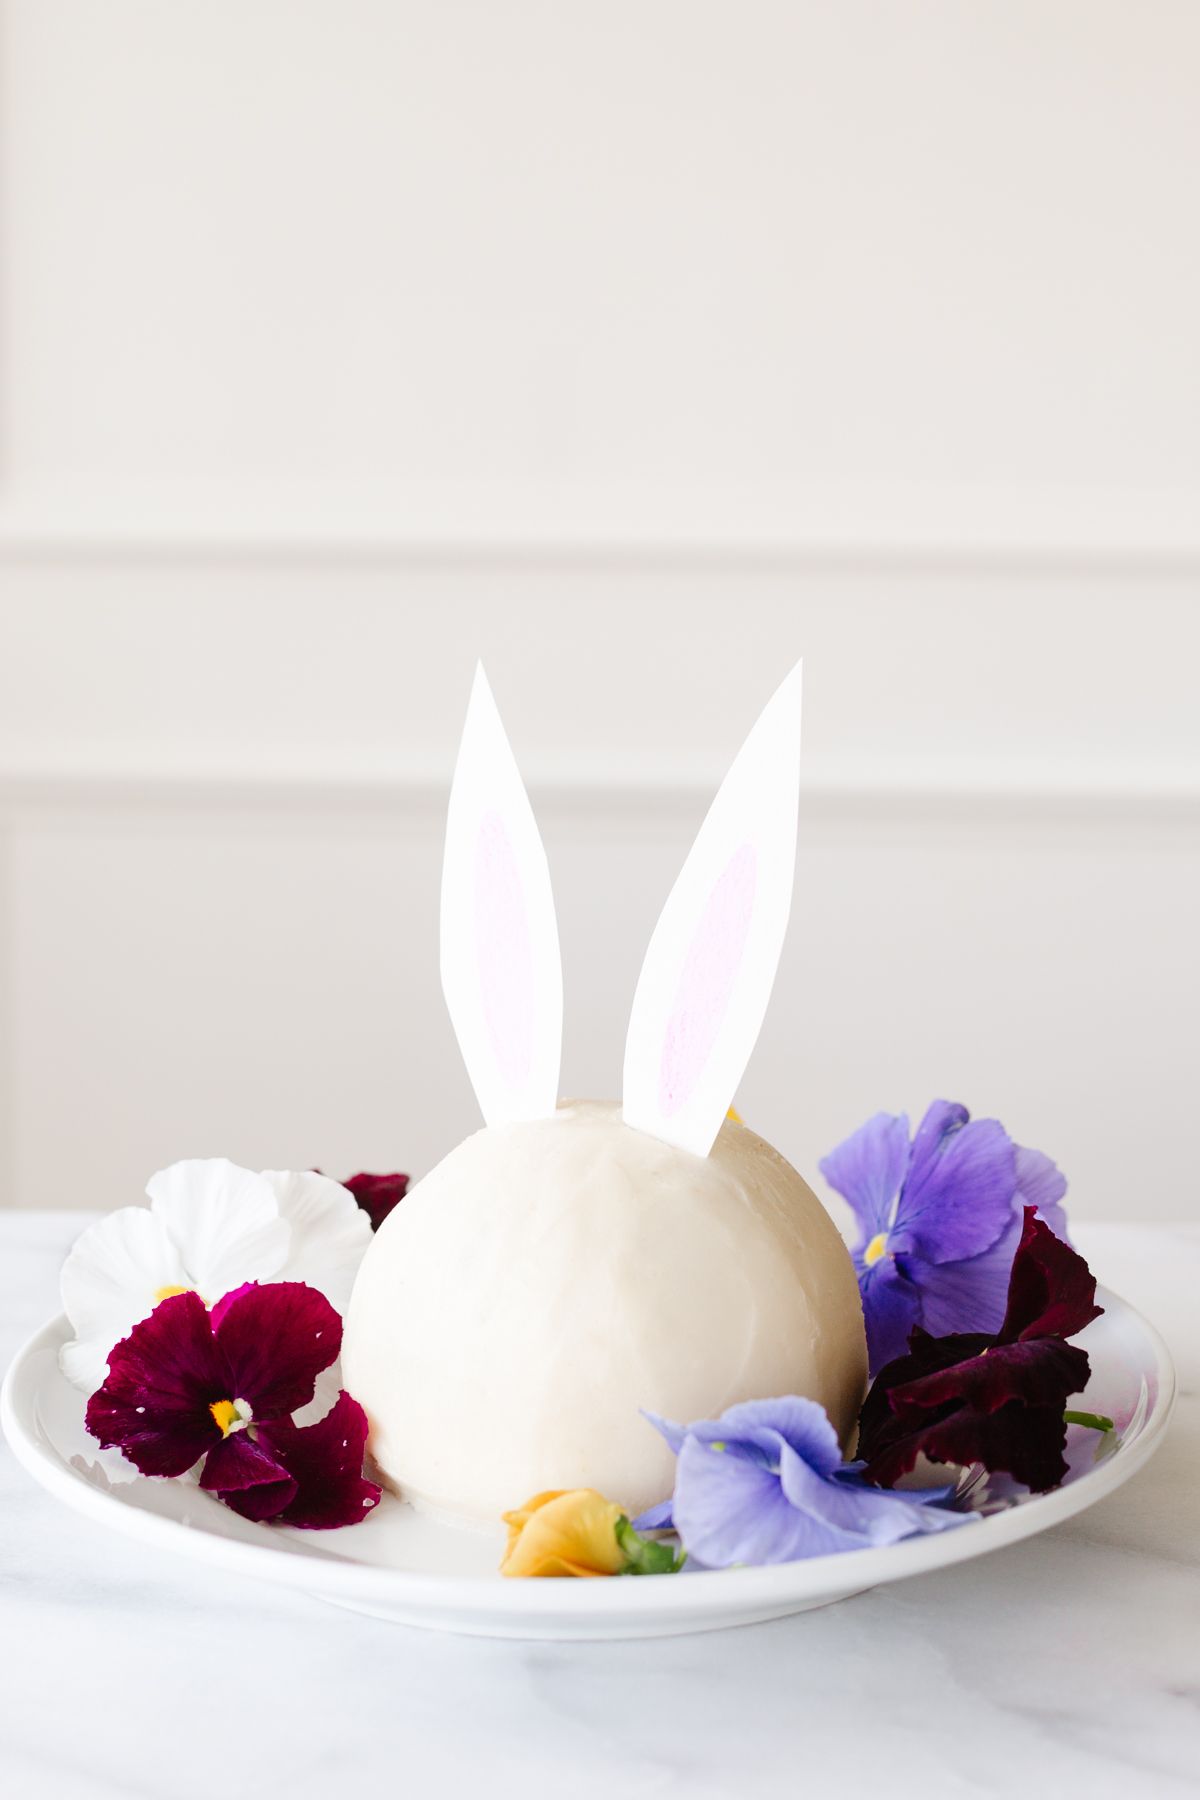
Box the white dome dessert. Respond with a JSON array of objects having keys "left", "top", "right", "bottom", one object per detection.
[
  {"left": 358, "top": 661, "right": 860, "bottom": 1527},
  {"left": 343, "top": 1101, "right": 867, "bottom": 1523}
]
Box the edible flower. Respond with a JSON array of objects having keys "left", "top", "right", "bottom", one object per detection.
[
  {"left": 637, "top": 1396, "right": 970, "bottom": 1568},
  {"left": 820, "top": 1100, "right": 1070, "bottom": 1374},
  {"left": 341, "top": 1170, "right": 410, "bottom": 1232},
  {"left": 857, "top": 1210, "right": 1102, "bottom": 1494},
  {"left": 500, "top": 1489, "right": 684, "bottom": 1578},
  {"left": 60, "top": 1161, "right": 372, "bottom": 1394},
  {"left": 85, "top": 1283, "right": 381, "bottom": 1528}
]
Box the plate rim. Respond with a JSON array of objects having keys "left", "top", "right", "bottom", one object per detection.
[{"left": 1, "top": 1287, "right": 1176, "bottom": 1622}]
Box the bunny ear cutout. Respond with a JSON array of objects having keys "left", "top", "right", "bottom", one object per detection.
[
  {"left": 441, "top": 664, "right": 563, "bottom": 1126},
  {"left": 622, "top": 661, "right": 803, "bottom": 1157}
]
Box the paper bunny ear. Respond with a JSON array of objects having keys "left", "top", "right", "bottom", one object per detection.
[
  {"left": 622, "top": 661, "right": 803, "bottom": 1157},
  {"left": 441, "top": 664, "right": 563, "bottom": 1126}
]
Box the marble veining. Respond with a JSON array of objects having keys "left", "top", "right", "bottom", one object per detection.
[{"left": 1, "top": 1212, "right": 1197, "bottom": 1799}]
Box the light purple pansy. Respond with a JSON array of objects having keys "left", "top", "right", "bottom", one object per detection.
[
  {"left": 819, "top": 1100, "right": 1070, "bottom": 1375},
  {"left": 635, "top": 1397, "right": 970, "bottom": 1567}
]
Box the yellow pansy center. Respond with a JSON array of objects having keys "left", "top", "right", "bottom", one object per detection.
[
  {"left": 864, "top": 1232, "right": 889, "bottom": 1267},
  {"left": 154, "top": 1284, "right": 189, "bottom": 1302},
  {"left": 209, "top": 1398, "right": 252, "bottom": 1437}
]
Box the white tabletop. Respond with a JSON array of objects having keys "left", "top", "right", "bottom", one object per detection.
[{"left": 2, "top": 1212, "right": 1196, "bottom": 1800}]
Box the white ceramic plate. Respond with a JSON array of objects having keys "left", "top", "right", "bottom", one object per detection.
[{"left": 2, "top": 1291, "right": 1174, "bottom": 1640}]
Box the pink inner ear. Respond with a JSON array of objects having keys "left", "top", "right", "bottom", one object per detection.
[
  {"left": 658, "top": 842, "right": 757, "bottom": 1120},
  {"left": 475, "top": 809, "right": 534, "bottom": 1089}
]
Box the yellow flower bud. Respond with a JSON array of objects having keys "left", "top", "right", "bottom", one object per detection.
[{"left": 500, "top": 1488, "right": 628, "bottom": 1578}]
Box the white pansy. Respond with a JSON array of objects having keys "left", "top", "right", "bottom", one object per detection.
[
  {"left": 61, "top": 1206, "right": 198, "bottom": 1395},
  {"left": 60, "top": 1158, "right": 372, "bottom": 1395},
  {"left": 144, "top": 1159, "right": 288, "bottom": 1301},
  {"left": 260, "top": 1170, "right": 372, "bottom": 1316}
]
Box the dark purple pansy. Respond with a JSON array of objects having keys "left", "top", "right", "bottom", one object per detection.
[
  {"left": 819, "top": 1100, "right": 1070, "bottom": 1375},
  {"left": 86, "top": 1283, "right": 381, "bottom": 1529},
  {"left": 341, "top": 1171, "right": 409, "bottom": 1232},
  {"left": 248, "top": 1393, "right": 380, "bottom": 1528},
  {"left": 857, "top": 1211, "right": 1103, "bottom": 1494},
  {"left": 202, "top": 1390, "right": 381, "bottom": 1528}
]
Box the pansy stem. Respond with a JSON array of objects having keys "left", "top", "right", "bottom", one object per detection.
[
  {"left": 1063, "top": 1409, "right": 1114, "bottom": 1433},
  {"left": 613, "top": 1515, "right": 686, "bottom": 1576}
]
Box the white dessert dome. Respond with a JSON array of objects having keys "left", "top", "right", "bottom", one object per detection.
[
  {"left": 349, "top": 660, "right": 867, "bottom": 1527},
  {"left": 343, "top": 1101, "right": 867, "bottom": 1522}
]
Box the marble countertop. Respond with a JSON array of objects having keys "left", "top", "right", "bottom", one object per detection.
[{"left": 1, "top": 1212, "right": 1197, "bottom": 1800}]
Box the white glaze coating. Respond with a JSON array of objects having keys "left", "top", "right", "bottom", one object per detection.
[{"left": 342, "top": 1101, "right": 867, "bottom": 1522}]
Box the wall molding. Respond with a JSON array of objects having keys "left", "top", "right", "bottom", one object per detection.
[
  {"left": 1, "top": 757, "right": 1197, "bottom": 832},
  {"left": 2, "top": 486, "right": 1200, "bottom": 573}
]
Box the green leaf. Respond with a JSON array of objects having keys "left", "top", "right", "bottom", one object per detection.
[{"left": 614, "top": 1514, "right": 686, "bottom": 1576}]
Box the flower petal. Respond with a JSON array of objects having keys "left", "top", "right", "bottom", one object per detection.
[
  {"left": 644, "top": 1400, "right": 842, "bottom": 1475},
  {"left": 211, "top": 1281, "right": 342, "bottom": 1418},
  {"left": 500, "top": 1488, "right": 625, "bottom": 1576},
  {"left": 147, "top": 1159, "right": 289, "bottom": 1300},
  {"left": 60, "top": 1207, "right": 187, "bottom": 1394},
  {"left": 776, "top": 1441, "right": 967, "bottom": 1545},
  {"left": 856, "top": 1254, "right": 923, "bottom": 1376},
  {"left": 1014, "top": 1146, "right": 1071, "bottom": 1242},
  {"left": 254, "top": 1393, "right": 383, "bottom": 1530},
  {"left": 857, "top": 1326, "right": 991, "bottom": 1480},
  {"left": 200, "top": 1432, "right": 298, "bottom": 1522},
  {"left": 905, "top": 1169, "right": 1078, "bottom": 1341},
  {"left": 818, "top": 1112, "right": 911, "bottom": 1240},
  {"left": 671, "top": 1434, "right": 839, "bottom": 1566},
  {"left": 907, "top": 1098, "right": 970, "bottom": 1169},
  {"left": 340, "top": 1171, "right": 410, "bottom": 1233},
  {"left": 708, "top": 1396, "right": 844, "bottom": 1477},
  {"left": 888, "top": 1337, "right": 1092, "bottom": 1420},
  {"left": 640, "top": 1409, "right": 687, "bottom": 1455},
  {"left": 868, "top": 1395, "right": 1079, "bottom": 1495},
  {"left": 292, "top": 1360, "right": 346, "bottom": 1429},
  {"left": 85, "top": 1291, "right": 227, "bottom": 1477},
  {"left": 207, "top": 1281, "right": 256, "bottom": 1330},
  {"left": 631, "top": 1498, "right": 675, "bottom": 1532},
  {"left": 897, "top": 1103, "right": 1016, "bottom": 1264},
  {"left": 858, "top": 1219, "right": 1100, "bottom": 1496},
  {"left": 909, "top": 1238, "right": 1017, "bottom": 1338},
  {"left": 262, "top": 1170, "right": 372, "bottom": 1315},
  {"left": 999, "top": 1211, "right": 1102, "bottom": 1343}
]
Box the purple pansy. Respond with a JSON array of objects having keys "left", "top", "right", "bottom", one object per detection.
[
  {"left": 341, "top": 1171, "right": 410, "bottom": 1232},
  {"left": 85, "top": 1283, "right": 381, "bottom": 1529},
  {"left": 635, "top": 1397, "right": 971, "bottom": 1567},
  {"left": 858, "top": 1210, "right": 1103, "bottom": 1495},
  {"left": 212, "top": 1391, "right": 381, "bottom": 1528},
  {"left": 819, "top": 1100, "right": 1069, "bottom": 1375}
]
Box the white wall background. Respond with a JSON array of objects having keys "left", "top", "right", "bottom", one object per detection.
[{"left": 1, "top": 3, "right": 1197, "bottom": 1224}]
